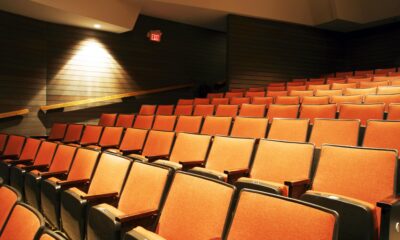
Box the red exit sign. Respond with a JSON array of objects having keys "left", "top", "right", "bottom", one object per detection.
[{"left": 147, "top": 30, "right": 162, "bottom": 42}]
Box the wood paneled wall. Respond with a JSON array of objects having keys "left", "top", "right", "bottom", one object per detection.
[
  {"left": 227, "top": 15, "right": 343, "bottom": 88},
  {"left": 343, "top": 22, "right": 400, "bottom": 71},
  {"left": 0, "top": 11, "right": 226, "bottom": 135}
]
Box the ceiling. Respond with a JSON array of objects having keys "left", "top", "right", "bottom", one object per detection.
[{"left": 0, "top": 0, "right": 399, "bottom": 33}]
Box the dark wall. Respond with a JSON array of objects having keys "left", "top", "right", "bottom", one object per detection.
[
  {"left": 0, "top": 11, "right": 226, "bottom": 135},
  {"left": 343, "top": 22, "right": 400, "bottom": 71},
  {"left": 227, "top": 15, "right": 344, "bottom": 88}
]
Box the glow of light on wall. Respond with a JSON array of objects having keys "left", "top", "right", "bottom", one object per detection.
[{"left": 50, "top": 38, "right": 133, "bottom": 101}]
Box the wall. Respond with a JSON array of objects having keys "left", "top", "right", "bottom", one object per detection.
[
  {"left": 0, "top": 11, "right": 226, "bottom": 135},
  {"left": 227, "top": 15, "right": 344, "bottom": 88},
  {"left": 343, "top": 21, "right": 400, "bottom": 70}
]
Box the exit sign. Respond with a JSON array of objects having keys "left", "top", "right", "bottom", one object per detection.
[{"left": 147, "top": 30, "right": 162, "bottom": 42}]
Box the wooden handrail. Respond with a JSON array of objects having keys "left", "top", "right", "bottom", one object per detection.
[
  {"left": 0, "top": 109, "right": 29, "bottom": 119},
  {"left": 40, "top": 83, "right": 193, "bottom": 112}
]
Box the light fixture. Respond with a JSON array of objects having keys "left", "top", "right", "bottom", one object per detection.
[{"left": 93, "top": 24, "right": 101, "bottom": 29}]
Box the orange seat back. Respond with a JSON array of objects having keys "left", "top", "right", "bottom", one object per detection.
[
  {"left": 115, "top": 114, "right": 135, "bottom": 128},
  {"left": 309, "top": 119, "right": 360, "bottom": 148},
  {"left": 268, "top": 118, "right": 309, "bottom": 142},
  {"left": 98, "top": 127, "right": 124, "bottom": 147},
  {"left": 226, "top": 190, "right": 338, "bottom": 240},
  {"left": 266, "top": 104, "right": 299, "bottom": 123},
  {"left": 215, "top": 105, "right": 238, "bottom": 117},
  {"left": 79, "top": 125, "right": 103, "bottom": 145},
  {"left": 139, "top": 105, "right": 157, "bottom": 115},
  {"left": 66, "top": 148, "right": 100, "bottom": 181},
  {"left": 156, "top": 172, "right": 234, "bottom": 240},
  {"left": 363, "top": 120, "right": 400, "bottom": 152},
  {"left": 339, "top": 103, "right": 384, "bottom": 126},
  {"left": 230, "top": 117, "right": 268, "bottom": 139},
  {"left": 133, "top": 115, "right": 154, "bottom": 129},
  {"left": 48, "top": 145, "right": 77, "bottom": 172},
  {"left": 169, "top": 133, "right": 211, "bottom": 163},
  {"left": 98, "top": 113, "right": 117, "bottom": 127},
  {"left": 205, "top": 136, "right": 255, "bottom": 172},
  {"left": 156, "top": 105, "right": 174, "bottom": 115},
  {"left": 2, "top": 135, "right": 25, "bottom": 158},
  {"left": 174, "top": 105, "right": 193, "bottom": 116},
  {"left": 63, "top": 124, "right": 84, "bottom": 143},
  {"left": 141, "top": 130, "right": 175, "bottom": 157},
  {"left": 152, "top": 115, "right": 177, "bottom": 131},
  {"left": 48, "top": 123, "right": 68, "bottom": 140},
  {"left": 201, "top": 116, "right": 232, "bottom": 136},
  {"left": 174, "top": 116, "right": 203, "bottom": 134},
  {"left": 299, "top": 104, "right": 337, "bottom": 124},
  {"left": 118, "top": 128, "right": 148, "bottom": 152}
]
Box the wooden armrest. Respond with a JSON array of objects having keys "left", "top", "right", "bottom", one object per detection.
[
  {"left": 224, "top": 168, "right": 249, "bottom": 176},
  {"left": 116, "top": 209, "right": 158, "bottom": 223},
  {"left": 146, "top": 155, "right": 169, "bottom": 162},
  {"left": 7, "top": 159, "right": 32, "bottom": 164},
  {"left": 57, "top": 179, "right": 89, "bottom": 187},
  {"left": 39, "top": 170, "right": 67, "bottom": 178},
  {"left": 31, "top": 135, "right": 48, "bottom": 139},
  {"left": 81, "top": 192, "right": 118, "bottom": 201},
  {"left": 22, "top": 164, "right": 48, "bottom": 171},
  {"left": 0, "top": 154, "right": 19, "bottom": 160},
  {"left": 179, "top": 160, "right": 204, "bottom": 168},
  {"left": 284, "top": 178, "right": 310, "bottom": 198},
  {"left": 377, "top": 196, "right": 400, "bottom": 209},
  {"left": 284, "top": 178, "right": 310, "bottom": 187}
]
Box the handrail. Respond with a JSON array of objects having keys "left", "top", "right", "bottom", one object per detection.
[
  {"left": 0, "top": 109, "right": 30, "bottom": 119},
  {"left": 40, "top": 83, "right": 194, "bottom": 112}
]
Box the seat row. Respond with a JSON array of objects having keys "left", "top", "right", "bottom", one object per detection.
[
  {"left": 229, "top": 76, "right": 400, "bottom": 92},
  {"left": 0, "top": 153, "right": 341, "bottom": 240},
  {"left": 1, "top": 135, "right": 398, "bottom": 239}
]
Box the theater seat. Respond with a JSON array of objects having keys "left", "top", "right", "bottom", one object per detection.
[
  {"left": 225, "top": 189, "right": 338, "bottom": 240},
  {"left": 193, "top": 98, "right": 209, "bottom": 105},
  {"left": 139, "top": 105, "right": 156, "bottom": 115},
  {"left": 211, "top": 97, "right": 229, "bottom": 105},
  {"left": 62, "top": 124, "right": 85, "bottom": 144},
  {"left": 154, "top": 133, "right": 211, "bottom": 170},
  {"left": 173, "top": 105, "right": 193, "bottom": 116},
  {"left": 0, "top": 203, "right": 45, "bottom": 240},
  {"left": 152, "top": 115, "right": 177, "bottom": 131},
  {"left": 129, "top": 130, "right": 175, "bottom": 162},
  {"left": 192, "top": 104, "right": 215, "bottom": 117},
  {"left": 24, "top": 145, "right": 77, "bottom": 209},
  {"left": 200, "top": 116, "right": 232, "bottom": 136},
  {"left": 0, "top": 134, "right": 8, "bottom": 155},
  {"left": 0, "top": 184, "right": 21, "bottom": 231},
  {"left": 87, "top": 162, "right": 174, "bottom": 240},
  {"left": 207, "top": 93, "right": 224, "bottom": 99},
  {"left": 238, "top": 104, "right": 266, "bottom": 117},
  {"left": 190, "top": 136, "right": 255, "bottom": 182},
  {"left": 314, "top": 89, "right": 343, "bottom": 97},
  {"left": 235, "top": 140, "right": 314, "bottom": 198},
  {"left": 225, "top": 92, "right": 244, "bottom": 98},
  {"left": 230, "top": 117, "right": 268, "bottom": 139},
  {"left": 41, "top": 148, "right": 100, "bottom": 229},
  {"left": 133, "top": 115, "right": 155, "bottom": 130},
  {"left": 215, "top": 104, "right": 238, "bottom": 117},
  {"left": 98, "top": 113, "right": 117, "bottom": 127},
  {"left": 299, "top": 104, "right": 337, "bottom": 124},
  {"left": 301, "top": 145, "right": 398, "bottom": 240},
  {"left": 309, "top": 119, "right": 360, "bottom": 148},
  {"left": 71, "top": 125, "right": 103, "bottom": 147},
  {"left": 275, "top": 96, "right": 300, "bottom": 105},
  {"left": 363, "top": 120, "right": 400, "bottom": 152},
  {"left": 43, "top": 123, "right": 68, "bottom": 141},
  {"left": 155, "top": 105, "right": 174, "bottom": 115},
  {"left": 86, "top": 127, "right": 124, "bottom": 151},
  {"left": 123, "top": 171, "right": 235, "bottom": 240},
  {"left": 268, "top": 118, "right": 309, "bottom": 142},
  {"left": 387, "top": 103, "right": 400, "bottom": 120},
  {"left": 174, "top": 116, "right": 203, "bottom": 134},
  {"left": 115, "top": 114, "right": 135, "bottom": 128},
  {"left": 9, "top": 141, "right": 58, "bottom": 195},
  {"left": 230, "top": 97, "right": 250, "bottom": 106},
  {"left": 266, "top": 104, "right": 299, "bottom": 123},
  {"left": 39, "top": 229, "right": 67, "bottom": 240},
  {"left": 0, "top": 138, "right": 41, "bottom": 184},
  {"left": 302, "top": 96, "right": 330, "bottom": 105},
  {"left": 364, "top": 94, "right": 400, "bottom": 112},
  {"left": 251, "top": 96, "right": 273, "bottom": 108},
  {"left": 177, "top": 99, "right": 193, "bottom": 105},
  {"left": 339, "top": 103, "right": 384, "bottom": 126},
  {"left": 60, "top": 152, "right": 132, "bottom": 240},
  {"left": 0, "top": 134, "right": 25, "bottom": 159}
]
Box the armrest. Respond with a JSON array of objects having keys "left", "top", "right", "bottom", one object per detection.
[
  {"left": 81, "top": 192, "right": 118, "bottom": 201},
  {"left": 100, "top": 144, "right": 119, "bottom": 149},
  {"left": 377, "top": 195, "right": 400, "bottom": 209},
  {"left": 6, "top": 159, "right": 32, "bottom": 164},
  {"left": 179, "top": 160, "right": 204, "bottom": 169},
  {"left": 284, "top": 178, "right": 310, "bottom": 198},
  {"left": 57, "top": 179, "right": 89, "bottom": 188},
  {"left": 146, "top": 155, "right": 169, "bottom": 162},
  {"left": 39, "top": 170, "right": 67, "bottom": 178},
  {"left": 224, "top": 168, "right": 249, "bottom": 176},
  {"left": 0, "top": 154, "right": 19, "bottom": 160},
  {"left": 116, "top": 209, "right": 158, "bottom": 223},
  {"left": 31, "top": 135, "right": 48, "bottom": 139},
  {"left": 22, "top": 164, "right": 48, "bottom": 171}
]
